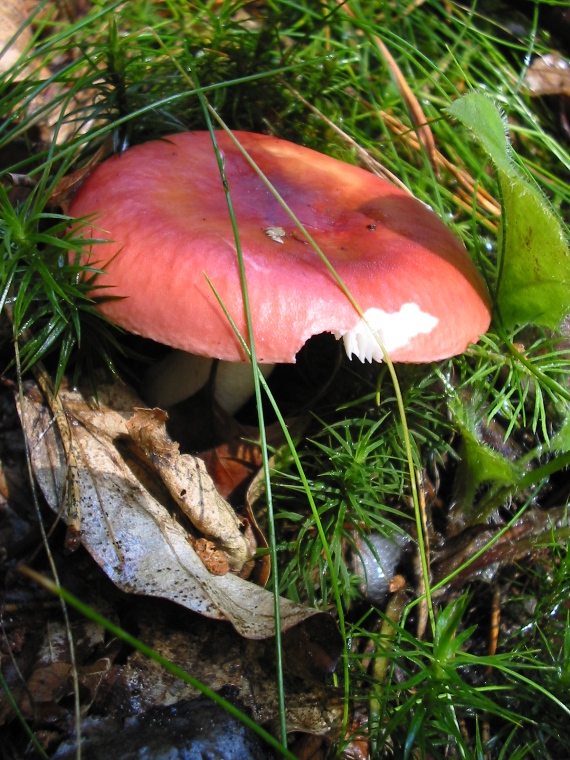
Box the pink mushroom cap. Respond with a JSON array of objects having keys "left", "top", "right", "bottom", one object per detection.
[{"left": 69, "top": 131, "right": 491, "bottom": 364}]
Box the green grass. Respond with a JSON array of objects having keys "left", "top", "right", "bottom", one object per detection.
[{"left": 2, "top": 0, "right": 570, "bottom": 757}]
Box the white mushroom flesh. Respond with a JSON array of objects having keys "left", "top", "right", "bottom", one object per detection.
[{"left": 335, "top": 303, "right": 439, "bottom": 363}]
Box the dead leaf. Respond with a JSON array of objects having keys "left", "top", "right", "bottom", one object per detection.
[
  {"left": 17, "top": 381, "right": 334, "bottom": 639},
  {"left": 113, "top": 608, "right": 345, "bottom": 737},
  {"left": 0, "top": 0, "right": 33, "bottom": 78},
  {"left": 525, "top": 54, "right": 570, "bottom": 98},
  {"left": 126, "top": 408, "right": 254, "bottom": 573},
  {"left": 192, "top": 537, "right": 230, "bottom": 576},
  {"left": 199, "top": 433, "right": 263, "bottom": 501},
  {"left": 48, "top": 139, "right": 114, "bottom": 212}
]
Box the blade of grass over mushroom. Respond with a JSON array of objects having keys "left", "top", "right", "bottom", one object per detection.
[
  {"left": 448, "top": 92, "right": 570, "bottom": 329},
  {"left": 194, "top": 110, "right": 441, "bottom": 638},
  {"left": 193, "top": 84, "right": 288, "bottom": 745},
  {"left": 20, "top": 567, "right": 298, "bottom": 760}
]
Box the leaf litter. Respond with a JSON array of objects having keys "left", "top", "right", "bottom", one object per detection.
[
  {"left": 126, "top": 407, "right": 256, "bottom": 575},
  {"left": 0, "top": 555, "right": 344, "bottom": 752},
  {"left": 17, "top": 379, "right": 340, "bottom": 642}
]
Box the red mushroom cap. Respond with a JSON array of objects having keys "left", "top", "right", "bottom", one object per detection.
[{"left": 69, "top": 131, "right": 491, "bottom": 364}]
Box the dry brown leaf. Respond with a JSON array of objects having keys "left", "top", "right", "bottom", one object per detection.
[
  {"left": 17, "top": 381, "right": 329, "bottom": 639},
  {"left": 192, "top": 537, "right": 230, "bottom": 576},
  {"left": 525, "top": 54, "right": 570, "bottom": 98},
  {"left": 0, "top": 0, "right": 33, "bottom": 78},
  {"left": 48, "top": 139, "right": 114, "bottom": 212},
  {"left": 126, "top": 408, "right": 254, "bottom": 573},
  {"left": 199, "top": 434, "right": 263, "bottom": 501}
]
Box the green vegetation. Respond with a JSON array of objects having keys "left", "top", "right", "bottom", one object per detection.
[{"left": 2, "top": 0, "right": 570, "bottom": 757}]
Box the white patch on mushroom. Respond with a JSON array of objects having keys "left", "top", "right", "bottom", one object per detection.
[
  {"left": 335, "top": 303, "right": 439, "bottom": 362},
  {"left": 264, "top": 226, "right": 286, "bottom": 243}
]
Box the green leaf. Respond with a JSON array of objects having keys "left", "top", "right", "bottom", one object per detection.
[
  {"left": 549, "top": 412, "right": 570, "bottom": 454},
  {"left": 448, "top": 92, "right": 570, "bottom": 329},
  {"left": 449, "top": 394, "right": 522, "bottom": 512},
  {"left": 433, "top": 596, "right": 473, "bottom": 668},
  {"left": 460, "top": 427, "right": 518, "bottom": 486}
]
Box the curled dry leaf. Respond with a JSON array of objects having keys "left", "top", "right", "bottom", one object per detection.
[
  {"left": 126, "top": 408, "right": 254, "bottom": 573},
  {"left": 17, "top": 381, "right": 330, "bottom": 639}
]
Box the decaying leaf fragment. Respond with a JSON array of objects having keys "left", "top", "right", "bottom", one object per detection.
[
  {"left": 126, "top": 408, "right": 255, "bottom": 574},
  {"left": 17, "top": 381, "right": 332, "bottom": 639},
  {"left": 525, "top": 54, "right": 570, "bottom": 98}
]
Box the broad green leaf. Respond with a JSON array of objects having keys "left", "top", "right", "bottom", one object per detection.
[
  {"left": 449, "top": 395, "right": 521, "bottom": 511},
  {"left": 448, "top": 92, "right": 570, "bottom": 329},
  {"left": 459, "top": 425, "right": 518, "bottom": 495}
]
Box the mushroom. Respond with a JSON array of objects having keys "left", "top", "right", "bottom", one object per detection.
[{"left": 69, "top": 131, "right": 491, "bottom": 413}]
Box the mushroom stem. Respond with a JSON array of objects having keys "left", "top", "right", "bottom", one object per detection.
[
  {"left": 145, "top": 351, "right": 213, "bottom": 409},
  {"left": 144, "top": 349, "right": 275, "bottom": 415},
  {"left": 214, "top": 361, "right": 275, "bottom": 415}
]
